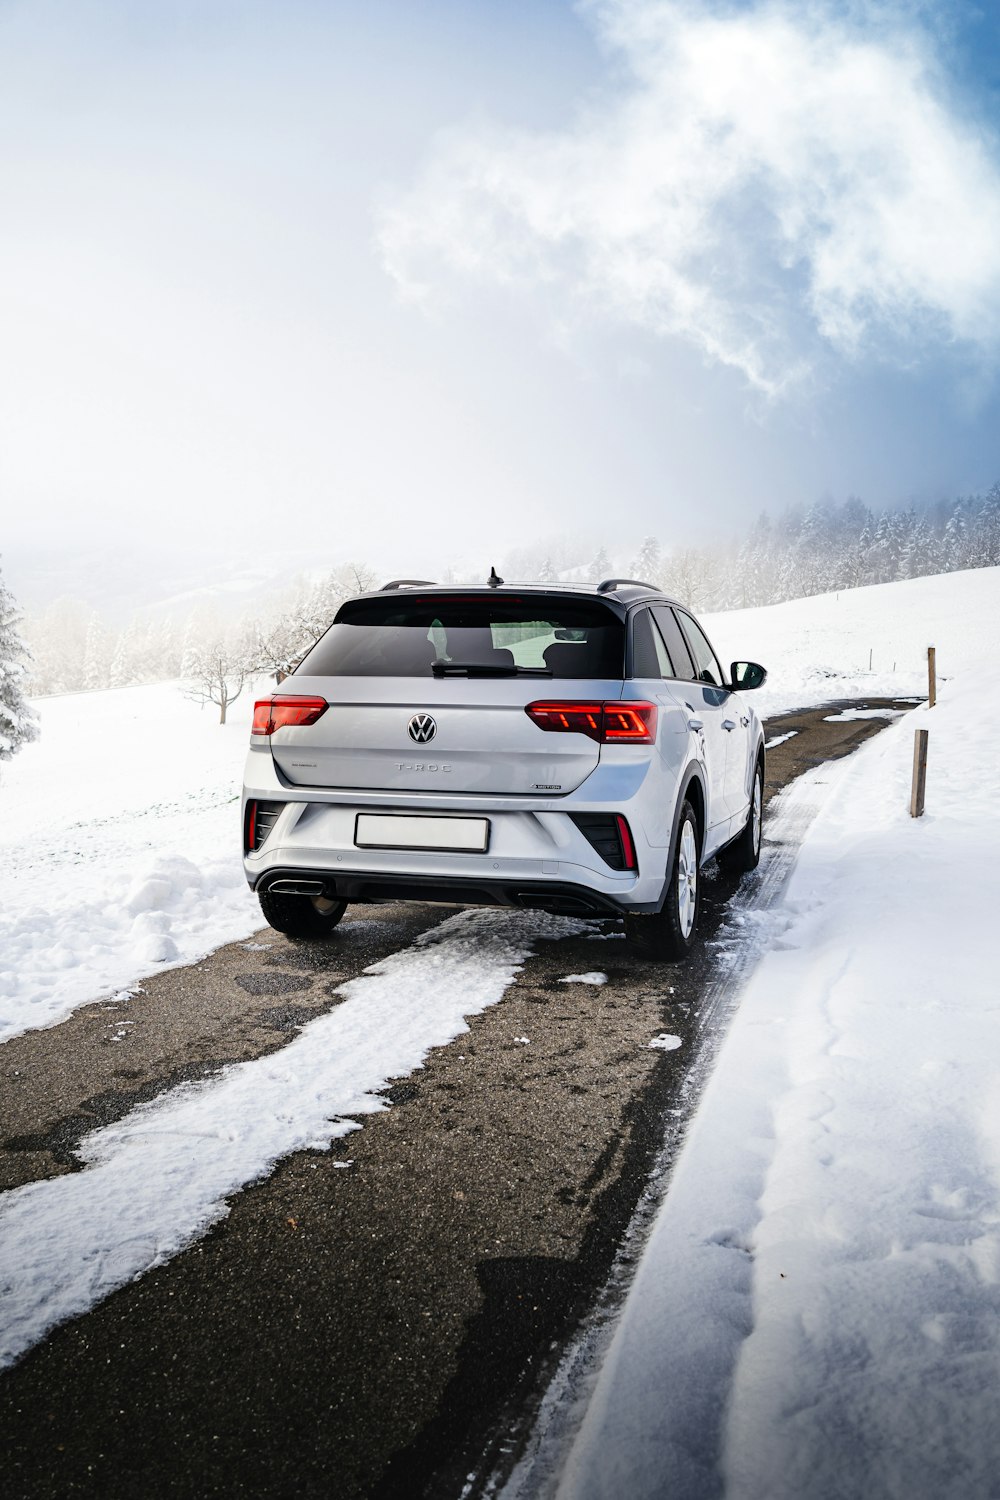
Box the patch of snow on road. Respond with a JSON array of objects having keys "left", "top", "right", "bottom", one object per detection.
[
  {"left": 0, "top": 906, "right": 586, "bottom": 1371},
  {"left": 764, "top": 730, "right": 797, "bottom": 750},
  {"left": 549, "top": 574, "right": 1000, "bottom": 1500},
  {"left": 559, "top": 972, "right": 608, "bottom": 985},
  {"left": 648, "top": 1034, "right": 682, "bottom": 1051},
  {"left": 822, "top": 707, "right": 902, "bottom": 722}
]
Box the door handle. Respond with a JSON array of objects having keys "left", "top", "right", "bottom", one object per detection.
[
  {"left": 722, "top": 719, "right": 736, "bottom": 732},
  {"left": 688, "top": 718, "right": 704, "bottom": 732}
]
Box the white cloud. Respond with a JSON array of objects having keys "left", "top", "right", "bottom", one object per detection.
[{"left": 378, "top": 0, "right": 1000, "bottom": 394}]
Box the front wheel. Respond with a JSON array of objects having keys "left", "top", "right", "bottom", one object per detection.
[
  {"left": 625, "top": 800, "right": 701, "bottom": 960},
  {"left": 258, "top": 888, "right": 347, "bottom": 939},
  {"left": 718, "top": 757, "right": 764, "bottom": 875}
]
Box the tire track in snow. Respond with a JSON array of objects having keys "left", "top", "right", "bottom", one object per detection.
[{"left": 0, "top": 907, "right": 586, "bottom": 1370}]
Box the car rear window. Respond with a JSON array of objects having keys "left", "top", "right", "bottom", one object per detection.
[{"left": 295, "top": 595, "right": 625, "bottom": 678}]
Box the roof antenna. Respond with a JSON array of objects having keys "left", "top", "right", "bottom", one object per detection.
[{"left": 488, "top": 565, "right": 504, "bottom": 588}]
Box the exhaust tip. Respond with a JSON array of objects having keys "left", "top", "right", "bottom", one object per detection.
[{"left": 267, "top": 879, "right": 327, "bottom": 896}]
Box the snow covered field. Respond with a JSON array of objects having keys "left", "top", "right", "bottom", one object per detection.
[
  {"left": 0, "top": 681, "right": 263, "bottom": 1043},
  {"left": 508, "top": 568, "right": 1000, "bottom": 1499},
  {"left": 702, "top": 564, "right": 994, "bottom": 718}
]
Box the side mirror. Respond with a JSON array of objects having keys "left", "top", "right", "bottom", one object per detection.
[{"left": 731, "top": 660, "right": 767, "bottom": 690}]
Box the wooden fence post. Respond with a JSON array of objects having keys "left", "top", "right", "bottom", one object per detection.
[
  {"left": 928, "top": 646, "right": 936, "bottom": 708},
  {"left": 910, "top": 729, "right": 929, "bottom": 818}
]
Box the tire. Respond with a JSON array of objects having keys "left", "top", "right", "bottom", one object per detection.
[
  {"left": 258, "top": 888, "right": 347, "bottom": 939},
  {"left": 625, "top": 799, "right": 701, "bottom": 960},
  {"left": 718, "top": 756, "right": 764, "bottom": 875}
]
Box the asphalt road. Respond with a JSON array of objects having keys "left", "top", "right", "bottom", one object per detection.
[{"left": 0, "top": 700, "right": 915, "bottom": 1500}]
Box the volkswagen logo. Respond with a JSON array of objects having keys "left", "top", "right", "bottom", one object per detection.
[{"left": 407, "top": 713, "right": 437, "bottom": 744}]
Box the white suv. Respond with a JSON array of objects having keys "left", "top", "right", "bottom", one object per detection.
[{"left": 242, "top": 579, "right": 766, "bottom": 958}]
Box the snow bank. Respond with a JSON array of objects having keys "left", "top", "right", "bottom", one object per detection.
[
  {"left": 0, "top": 906, "right": 585, "bottom": 1370},
  {"left": 703, "top": 565, "right": 1000, "bottom": 716},
  {"left": 549, "top": 571, "right": 1000, "bottom": 1498},
  {"left": 0, "top": 682, "right": 261, "bottom": 1042}
]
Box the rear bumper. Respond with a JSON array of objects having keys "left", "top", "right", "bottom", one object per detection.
[
  {"left": 254, "top": 866, "right": 631, "bottom": 918},
  {"left": 241, "top": 742, "right": 674, "bottom": 914}
]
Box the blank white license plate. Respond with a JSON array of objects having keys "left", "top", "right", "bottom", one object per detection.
[{"left": 354, "top": 813, "right": 490, "bottom": 853}]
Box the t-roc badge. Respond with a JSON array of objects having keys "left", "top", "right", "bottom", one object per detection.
[{"left": 407, "top": 713, "right": 437, "bottom": 744}]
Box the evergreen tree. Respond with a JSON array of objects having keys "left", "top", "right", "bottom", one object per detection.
[
  {"left": 590, "top": 546, "right": 611, "bottom": 582},
  {"left": 631, "top": 536, "right": 661, "bottom": 584},
  {"left": 0, "top": 562, "right": 39, "bottom": 765},
  {"left": 943, "top": 501, "right": 969, "bottom": 572}
]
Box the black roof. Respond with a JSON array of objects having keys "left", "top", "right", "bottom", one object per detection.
[{"left": 368, "top": 578, "right": 676, "bottom": 609}]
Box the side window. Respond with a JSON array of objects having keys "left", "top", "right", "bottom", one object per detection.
[
  {"left": 630, "top": 610, "right": 661, "bottom": 678},
  {"left": 677, "top": 611, "right": 724, "bottom": 688},
  {"left": 648, "top": 615, "right": 675, "bottom": 676},
  {"left": 652, "top": 606, "right": 696, "bottom": 680}
]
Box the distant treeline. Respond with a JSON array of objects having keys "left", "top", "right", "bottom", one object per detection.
[
  {"left": 502, "top": 484, "right": 1000, "bottom": 613},
  {"left": 21, "top": 484, "right": 1000, "bottom": 697},
  {"left": 663, "top": 486, "right": 1000, "bottom": 612}
]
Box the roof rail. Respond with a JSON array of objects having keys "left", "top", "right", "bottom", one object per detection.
[
  {"left": 596, "top": 577, "right": 660, "bottom": 594},
  {"left": 379, "top": 579, "right": 437, "bottom": 591}
]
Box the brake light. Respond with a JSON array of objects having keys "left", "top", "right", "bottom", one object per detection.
[
  {"left": 252, "top": 695, "right": 329, "bottom": 736},
  {"left": 525, "top": 701, "right": 657, "bottom": 744}
]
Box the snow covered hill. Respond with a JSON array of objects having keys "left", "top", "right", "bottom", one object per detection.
[{"left": 702, "top": 563, "right": 999, "bottom": 717}]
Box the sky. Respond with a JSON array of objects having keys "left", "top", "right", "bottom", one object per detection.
[{"left": 2, "top": 0, "right": 1000, "bottom": 606}]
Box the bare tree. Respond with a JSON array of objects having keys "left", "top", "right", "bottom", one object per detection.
[{"left": 184, "top": 632, "right": 252, "bottom": 724}]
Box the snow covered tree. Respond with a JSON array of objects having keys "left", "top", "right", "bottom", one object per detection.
[
  {"left": 0, "top": 563, "right": 39, "bottom": 766},
  {"left": 631, "top": 536, "right": 661, "bottom": 584},
  {"left": 82, "top": 612, "right": 113, "bottom": 690},
  {"left": 590, "top": 546, "right": 611, "bottom": 582}
]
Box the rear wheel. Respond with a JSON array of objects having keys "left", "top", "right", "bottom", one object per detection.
[
  {"left": 625, "top": 800, "right": 700, "bottom": 960},
  {"left": 258, "top": 888, "right": 347, "bottom": 939},
  {"left": 718, "top": 757, "right": 764, "bottom": 875}
]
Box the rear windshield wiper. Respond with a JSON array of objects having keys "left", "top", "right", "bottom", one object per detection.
[{"left": 431, "top": 660, "right": 553, "bottom": 678}]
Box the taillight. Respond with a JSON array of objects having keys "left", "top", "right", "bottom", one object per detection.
[
  {"left": 604, "top": 704, "right": 658, "bottom": 740},
  {"left": 524, "top": 701, "right": 604, "bottom": 740},
  {"left": 252, "top": 695, "right": 329, "bottom": 736},
  {"left": 525, "top": 701, "right": 657, "bottom": 744}
]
